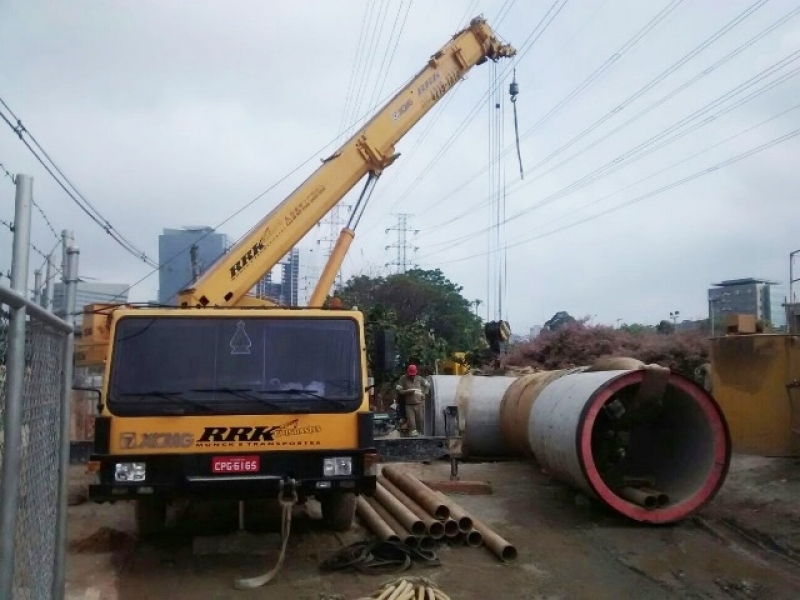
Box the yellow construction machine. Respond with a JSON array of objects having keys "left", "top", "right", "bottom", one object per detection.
[{"left": 79, "top": 17, "right": 516, "bottom": 537}]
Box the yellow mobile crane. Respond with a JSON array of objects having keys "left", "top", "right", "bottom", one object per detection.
[{"left": 84, "top": 17, "right": 515, "bottom": 538}]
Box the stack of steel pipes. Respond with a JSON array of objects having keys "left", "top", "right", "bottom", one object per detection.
[
  {"left": 428, "top": 357, "right": 732, "bottom": 524},
  {"left": 355, "top": 465, "right": 517, "bottom": 563}
]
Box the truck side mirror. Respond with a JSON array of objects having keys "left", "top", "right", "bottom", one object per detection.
[{"left": 371, "top": 329, "right": 397, "bottom": 374}]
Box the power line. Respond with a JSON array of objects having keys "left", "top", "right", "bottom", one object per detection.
[
  {"left": 418, "top": 0, "right": 763, "bottom": 233},
  {"left": 108, "top": 75, "right": 423, "bottom": 302},
  {"left": 428, "top": 126, "right": 800, "bottom": 266},
  {"left": 0, "top": 98, "right": 158, "bottom": 267},
  {"left": 417, "top": 36, "right": 800, "bottom": 252}
]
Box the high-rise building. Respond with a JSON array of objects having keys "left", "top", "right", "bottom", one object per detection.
[
  {"left": 251, "top": 247, "right": 302, "bottom": 306},
  {"left": 53, "top": 281, "right": 130, "bottom": 328},
  {"left": 158, "top": 227, "right": 228, "bottom": 305},
  {"left": 708, "top": 278, "right": 783, "bottom": 327}
]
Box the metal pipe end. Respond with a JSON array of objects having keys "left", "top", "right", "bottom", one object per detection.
[
  {"left": 428, "top": 520, "right": 445, "bottom": 539},
  {"left": 443, "top": 519, "right": 459, "bottom": 537},
  {"left": 466, "top": 529, "right": 483, "bottom": 547}
]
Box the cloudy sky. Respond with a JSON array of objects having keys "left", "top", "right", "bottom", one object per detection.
[{"left": 1, "top": 0, "right": 799, "bottom": 334}]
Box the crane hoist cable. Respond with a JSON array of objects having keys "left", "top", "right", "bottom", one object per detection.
[{"left": 509, "top": 68, "right": 524, "bottom": 179}]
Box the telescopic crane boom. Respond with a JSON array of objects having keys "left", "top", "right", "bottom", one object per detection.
[{"left": 177, "top": 16, "right": 515, "bottom": 309}]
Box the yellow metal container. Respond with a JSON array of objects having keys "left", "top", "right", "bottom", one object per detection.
[{"left": 710, "top": 334, "right": 800, "bottom": 456}]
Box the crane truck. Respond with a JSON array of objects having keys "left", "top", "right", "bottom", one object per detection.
[{"left": 82, "top": 16, "right": 516, "bottom": 537}]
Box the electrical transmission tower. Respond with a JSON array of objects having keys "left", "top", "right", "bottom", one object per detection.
[
  {"left": 385, "top": 213, "right": 419, "bottom": 273},
  {"left": 317, "top": 204, "right": 350, "bottom": 290}
]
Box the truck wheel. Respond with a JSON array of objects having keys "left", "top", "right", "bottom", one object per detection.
[
  {"left": 135, "top": 497, "right": 166, "bottom": 540},
  {"left": 320, "top": 492, "right": 357, "bottom": 531}
]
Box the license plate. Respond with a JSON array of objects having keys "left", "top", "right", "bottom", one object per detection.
[{"left": 211, "top": 455, "right": 260, "bottom": 474}]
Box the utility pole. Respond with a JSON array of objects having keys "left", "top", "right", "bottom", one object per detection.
[{"left": 385, "top": 213, "right": 419, "bottom": 274}]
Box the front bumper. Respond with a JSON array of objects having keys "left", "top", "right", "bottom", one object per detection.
[{"left": 88, "top": 449, "right": 377, "bottom": 502}]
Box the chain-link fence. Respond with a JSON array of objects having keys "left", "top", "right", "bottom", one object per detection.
[
  {"left": 1, "top": 172, "right": 78, "bottom": 600},
  {"left": 1, "top": 316, "right": 68, "bottom": 599}
]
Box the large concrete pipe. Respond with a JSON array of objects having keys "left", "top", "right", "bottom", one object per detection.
[
  {"left": 430, "top": 360, "right": 731, "bottom": 524},
  {"left": 527, "top": 368, "right": 730, "bottom": 523},
  {"left": 428, "top": 374, "right": 517, "bottom": 456}
]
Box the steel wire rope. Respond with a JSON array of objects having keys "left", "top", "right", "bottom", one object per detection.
[
  {"left": 357, "top": 0, "right": 572, "bottom": 240},
  {"left": 392, "top": 0, "right": 682, "bottom": 221},
  {"left": 386, "top": 0, "right": 572, "bottom": 202},
  {"left": 415, "top": 46, "right": 800, "bottom": 253},
  {"left": 416, "top": 0, "right": 769, "bottom": 235},
  {"left": 424, "top": 126, "right": 800, "bottom": 267}
]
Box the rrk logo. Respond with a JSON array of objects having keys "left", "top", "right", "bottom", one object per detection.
[{"left": 119, "top": 432, "right": 137, "bottom": 449}]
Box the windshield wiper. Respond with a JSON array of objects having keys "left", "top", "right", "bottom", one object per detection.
[
  {"left": 190, "top": 387, "right": 283, "bottom": 410},
  {"left": 121, "top": 390, "right": 216, "bottom": 413},
  {"left": 258, "top": 388, "right": 348, "bottom": 408}
]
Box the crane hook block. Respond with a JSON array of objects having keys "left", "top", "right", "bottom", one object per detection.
[{"left": 509, "top": 80, "right": 519, "bottom": 100}]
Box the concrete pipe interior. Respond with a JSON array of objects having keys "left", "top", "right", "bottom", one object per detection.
[{"left": 581, "top": 371, "right": 730, "bottom": 523}]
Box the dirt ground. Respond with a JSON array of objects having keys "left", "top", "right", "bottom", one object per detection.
[{"left": 64, "top": 455, "right": 800, "bottom": 600}]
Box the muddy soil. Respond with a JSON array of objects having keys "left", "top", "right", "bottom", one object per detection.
[{"left": 65, "top": 456, "right": 800, "bottom": 600}]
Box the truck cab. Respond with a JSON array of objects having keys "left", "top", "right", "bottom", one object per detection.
[{"left": 87, "top": 307, "right": 383, "bottom": 534}]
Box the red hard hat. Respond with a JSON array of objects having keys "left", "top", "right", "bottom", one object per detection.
[{"left": 407, "top": 364, "right": 418, "bottom": 376}]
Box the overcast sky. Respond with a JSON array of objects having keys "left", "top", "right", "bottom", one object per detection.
[{"left": 2, "top": 0, "right": 799, "bottom": 333}]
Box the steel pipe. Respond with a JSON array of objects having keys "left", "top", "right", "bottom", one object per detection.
[
  {"left": 356, "top": 496, "right": 401, "bottom": 543},
  {"left": 446, "top": 532, "right": 465, "bottom": 546},
  {"left": 434, "top": 491, "right": 473, "bottom": 532},
  {"left": 365, "top": 497, "right": 417, "bottom": 548},
  {"left": 377, "top": 477, "right": 445, "bottom": 539},
  {"left": 381, "top": 466, "right": 450, "bottom": 520},
  {"left": 428, "top": 492, "right": 516, "bottom": 562},
  {"left": 374, "top": 483, "right": 426, "bottom": 536},
  {"left": 465, "top": 529, "right": 483, "bottom": 547},
  {"left": 442, "top": 519, "right": 459, "bottom": 537}
]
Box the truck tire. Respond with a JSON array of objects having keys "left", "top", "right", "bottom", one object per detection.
[
  {"left": 135, "top": 497, "right": 166, "bottom": 540},
  {"left": 320, "top": 492, "right": 357, "bottom": 531}
]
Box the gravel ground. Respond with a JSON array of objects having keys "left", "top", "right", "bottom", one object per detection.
[{"left": 64, "top": 455, "right": 800, "bottom": 600}]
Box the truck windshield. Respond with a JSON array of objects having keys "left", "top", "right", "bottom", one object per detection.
[{"left": 107, "top": 316, "right": 362, "bottom": 416}]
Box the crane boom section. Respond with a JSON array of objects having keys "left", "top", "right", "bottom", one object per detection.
[{"left": 178, "top": 17, "right": 515, "bottom": 308}]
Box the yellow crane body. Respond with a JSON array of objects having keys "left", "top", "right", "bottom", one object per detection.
[{"left": 84, "top": 17, "right": 515, "bottom": 535}]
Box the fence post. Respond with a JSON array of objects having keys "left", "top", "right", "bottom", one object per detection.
[
  {"left": 33, "top": 269, "right": 42, "bottom": 304},
  {"left": 0, "top": 174, "right": 33, "bottom": 597},
  {"left": 52, "top": 245, "right": 79, "bottom": 600},
  {"left": 43, "top": 252, "right": 54, "bottom": 310}
]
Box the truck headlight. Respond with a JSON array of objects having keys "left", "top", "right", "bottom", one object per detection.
[
  {"left": 115, "top": 462, "right": 146, "bottom": 482},
  {"left": 323, "top": 456, "right": 352, "bottom": 477}
]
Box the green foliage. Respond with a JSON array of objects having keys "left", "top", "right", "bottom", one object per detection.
[
  {"left": 619, "top": 323, "right": 656, "bottom": 335},
  {"left": 339, "top": 268, "right": 483, "bottom": 376},
  {"left": 544, "top": 311, "right": 576, "bottom": 331}
]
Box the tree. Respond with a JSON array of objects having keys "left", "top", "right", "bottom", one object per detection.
[
  {"left": 544, "top": 311, "right": 576, "bottom": 331},
  {"left": 656, "top": 320, "right": 675, "bottom": 335},
  {"left": 338, "top": 268, "right": 483, "bottom": 375}
]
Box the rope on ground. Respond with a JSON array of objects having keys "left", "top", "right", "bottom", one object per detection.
[
  {"left": 233, "top": 483, "right": 298, "bottom": 589},
  {"left": 320, "top": 539, "right": 441, "bottom": 575}
]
